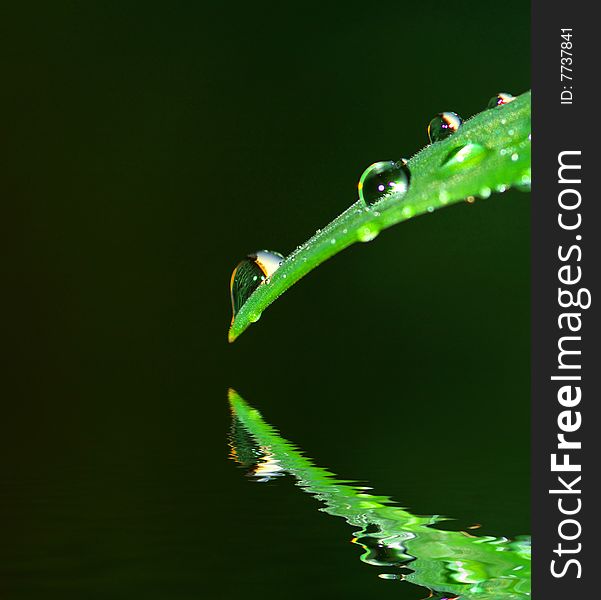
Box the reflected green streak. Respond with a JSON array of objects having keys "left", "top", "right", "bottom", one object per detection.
[
  {"left": 228, "top": 91, "right": 531, "bottom": 342},
  {"left": 229, "top": 389, "right": 531, "bottom": 599}
]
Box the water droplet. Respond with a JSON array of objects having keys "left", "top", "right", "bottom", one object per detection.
[
  {"left": 438, "top": 189, "right": 450, "bottom": 204},
  {"left": 511, "top": 152, "right": 519, "bottom": 161},
  {"left": 487, "top": 92, "right": 515, "bottom": 108},
  {"left": 466, "top": 196, "right": 476, "bottom": 204},
  {"left": 358, "top": 224, "right": 380, "bottom": 243},
  {"left": 358, "top": 160, "right": 410, "bottom": 206},
  {"left": 378, "top": 573, "right": 401, "bottom": 580},
  {"left": 515, "top": 170, "right": 532, "bottom": 192},
  {"left": 230, "top": 250, "right": 284, "bottom": 320},
  {"left": 427, "top": 112, "right": 462, "bottom": 143},
  {"left": 440, "top": 143, "right": 488, "bottom": 172},
  {"left": 479, "top": 186, "right": 492, "bottom": 199}
]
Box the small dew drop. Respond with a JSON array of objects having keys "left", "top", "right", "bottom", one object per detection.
[
  {"left": 401, "top": 206, "right": 414, "bottom": 219},
  {"left": 438, "top": 189, "right": 451, "bottom": 204},
  {"left": 466, "top": 196, "right": 476, "bottom": 204},
  {"left": 428, "top": 112, "right": 462, "bottom": 143},
  {"left": 378, "top": 573, "right": 401, "bottom": 581},
  {"left": 511, "top": 153, "right": 519, "bottom": 161},
  {"left": 427, "top": 206, "right": 434, "bottom": 213},
  {"left": 479, "top": 186, "right": 492, "bottom": 199},
  {"left": 515, "top": 169, "right": 532, "bottom": 192},
  {"left": 358, "top": 160, "right": 411, "bottom": 206},
  {"left": 358, "top": 224, "right": 380, "bottom": 243},
  {"left": 330, "top": 239, "right": 336, "bottom": 245},
  {"left": 487, "top": 92, "right": 515, "bottom": 109},
  {"left": 496, "top": 184, "right": 508, "bottom": 193}
]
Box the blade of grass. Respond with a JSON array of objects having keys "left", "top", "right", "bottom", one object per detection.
[{"left": 229, "top": 91, "right": 530, "bottom": 342}]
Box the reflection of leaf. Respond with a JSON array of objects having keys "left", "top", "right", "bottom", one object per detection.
[
  {"left": 228, "top": 389, "right": 531, "bottom": 599},
  {"left": 228, "top": 92, "right": 531, "bottom": 341}
]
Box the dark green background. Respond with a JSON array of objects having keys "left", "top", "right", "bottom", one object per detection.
[{"left": 3, "top": 2, "right": 529, "bottom": 599}]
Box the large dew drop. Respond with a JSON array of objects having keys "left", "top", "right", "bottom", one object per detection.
[
  {"left": 427, "top": 112, "right": 462, "bottom": 143},
  {"left": 230, "top": 250, "right": 284, "bottom": 321},
  {"left": 358, "top": 160, "right": 410, "bottom": 206}
]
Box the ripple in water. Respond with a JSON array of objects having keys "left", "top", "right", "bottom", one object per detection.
[{"left": 228, "top": 389, "right": 531, "bottom": 600}]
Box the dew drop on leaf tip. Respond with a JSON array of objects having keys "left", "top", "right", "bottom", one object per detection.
[
  {"left": 357, "top": 160, "right": 411, "bottom": 207},
  {"left": 427, "top": 112, "right": 462, "bottom": 143},
  {"left": 230, "top": 250, "right": 284, "bottom": 320}
]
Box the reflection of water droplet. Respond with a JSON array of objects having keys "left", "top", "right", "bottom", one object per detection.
[
  {"left": 358, "top": 161, "right": 410, "bottom": 206},
  {"left": 440, "top": 143, "right": 488, "bottom": 172},
  {"left": 230, "top": 250, "right": 284, "bottom": 320},
  {"left": 249, "top": 446, "right": 285, "bottom": 482},
  {"left": 487, "top": 92, "right": 515, "bottom": 108},
  {"left": 355, "top": 535, "right": 406, "bottom": 567},
  {"left": 428, "top": 112, "right": 462, "bottom": 143},
  {"left": 378, "top": 573, "right": 401, "bottom": 580},
  {"left": 228, "top": 419, "right": 285, "bottom": 483}
]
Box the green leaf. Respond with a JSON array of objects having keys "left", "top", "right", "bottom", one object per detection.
[
  {"left": 229, "top": 389, "right": 531, "bottom": 599},
  {"left": 228, "top": 91, "right": 531, "bottom": 342}
]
